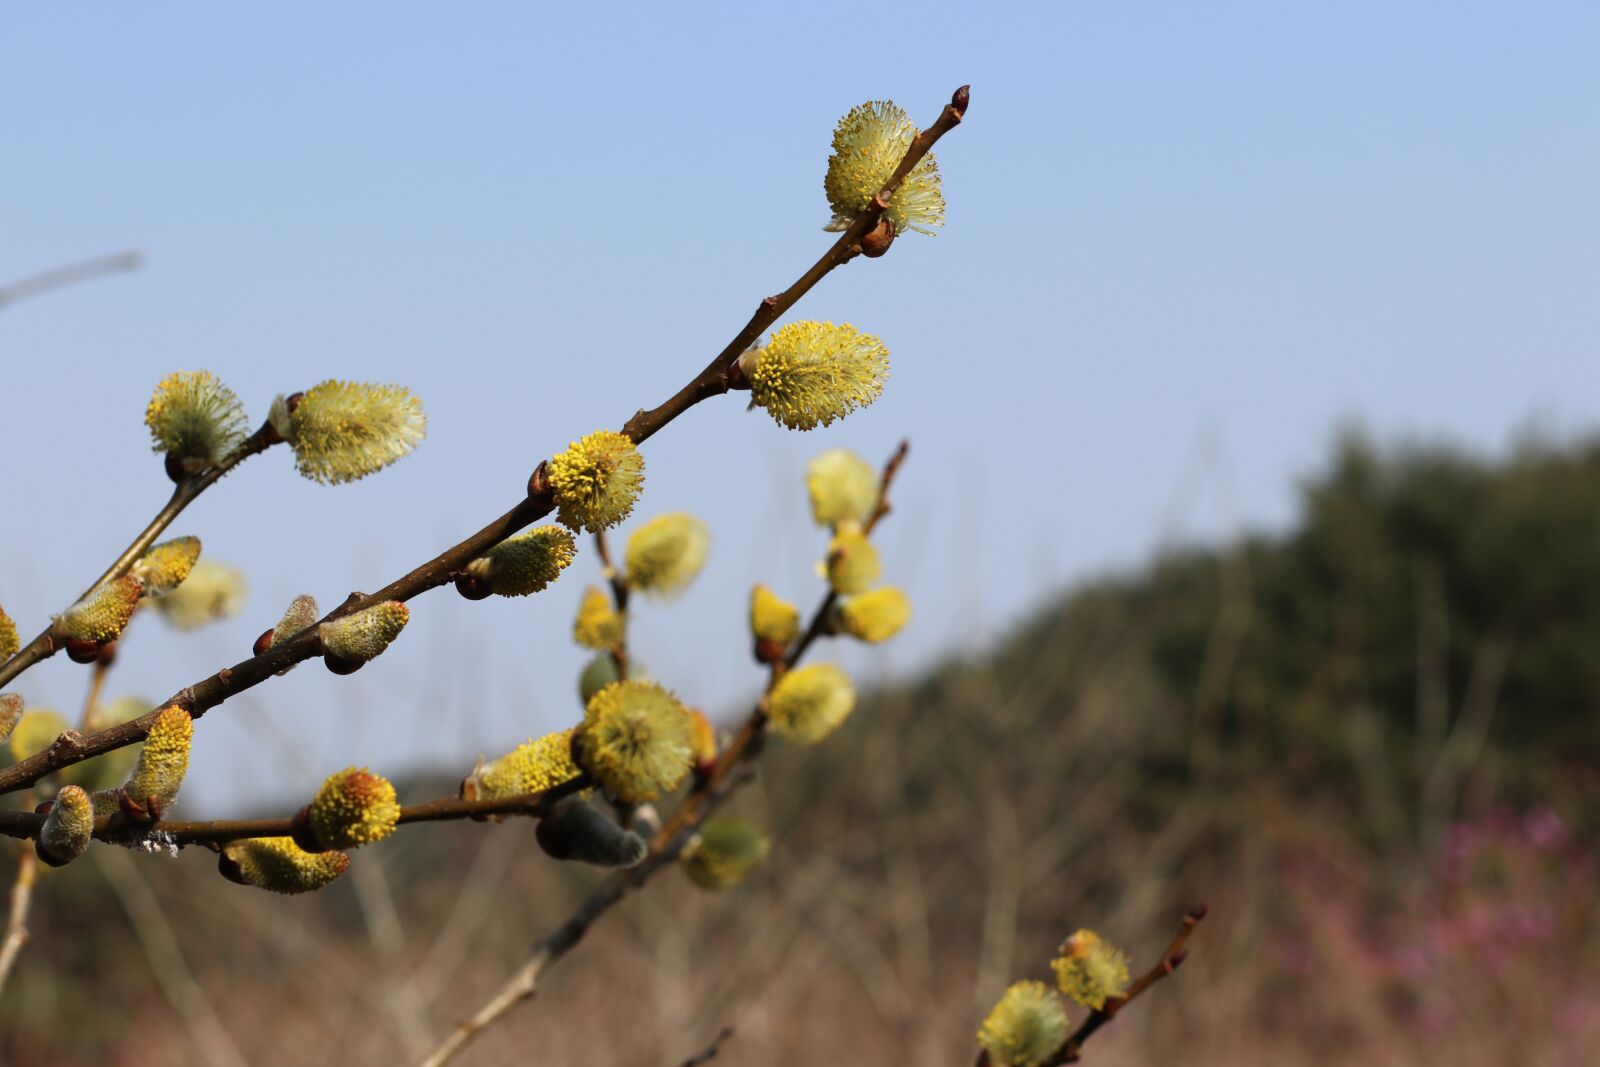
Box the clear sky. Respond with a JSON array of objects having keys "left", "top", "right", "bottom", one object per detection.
[{"left": 3, "top": 3, "right": 1597, "bottom": 812}]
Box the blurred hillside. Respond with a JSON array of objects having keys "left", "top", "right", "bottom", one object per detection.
[{"left": 4, "top": 432, "right": 1598, "bottom": 1065}]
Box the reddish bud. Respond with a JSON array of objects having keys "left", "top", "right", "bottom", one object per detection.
[
  {"left": 324, "top": 654, "right": 364, "bottom": 676},
  {"left": 527, "top": 460, "right": 550, "bottom": 499},
  {"left": 65, "top": 638, "right": 102, "bottom": 664},
  {"left": 289, "top": 806, "right": 322, "bottom": 854},
  {"left": 753, "top": 637, "right": 786, "bottom": 665},
  {"left": 253, "top": 628, "right": 275, "bottom": 657},
  {"left": 454, "top": 575, "right": 492, "bottom": 601},
  {"left": 952, "top": 84, "right": 971, "bottom": 115},
  {"left": 860, "top": 218, "right": 896, "bottom": 258}
]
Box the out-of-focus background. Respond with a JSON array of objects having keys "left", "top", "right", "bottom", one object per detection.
[{"left": 3, "top": 3, "right": 1599, "bottom": 1064}]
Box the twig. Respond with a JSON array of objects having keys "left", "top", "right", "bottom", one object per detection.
[
  {"left": 0, "top": 249, "right": 141, "bottom": 310},
  {"left": 0, "top": 774, "right": 594, "bottom": 847},
  {"left": 0, "top": 83, "right": 967, "bottom": 798},
  {"left": 97, "top": 846, "right": 248, "bottom": 1067},
  {"left": 0, "top": 841, "right": 38, "bottom": 996},
  {"left": 786, "top": 439, "right": 908, "bottom": 669},
  {"left": 417, "top": 769, "right": 753, "bottom": 1067},
  {"left": 0, "top": 420, "right": 283, "bottom": 692},
  {"left": 677, "top": 1026, "right": 736, "bottom": 1066},
  {"left": 594, "top": 528, "right": 631, "bottom": 675},
  {"left": 1043, "top": 904, "right": 1208, "bottom": 1065},
  {"left": 419, "top": 434, "right": 916, "bottom": 1066}
]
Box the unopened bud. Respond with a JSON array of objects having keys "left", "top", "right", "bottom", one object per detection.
[{"left": 535, "top": 797, "right": 647, "bottom": 868}]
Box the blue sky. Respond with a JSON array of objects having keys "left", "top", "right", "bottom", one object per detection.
[{"left": 3, "top": 3, "right": 1597, "bottom": 811}]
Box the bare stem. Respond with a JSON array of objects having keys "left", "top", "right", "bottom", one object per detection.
[
  {"left": 416, "top": 770, "right": 753, "bottom": 1067},
  {"left": 0, "top": 420, "right": 283, "bottom": 692},
  {"left": 0, "top": 250, "right": 142, "bottom": 311},
  {"left": 0, "top": 840, "right": 39, "bottom": 996},
  {"left": 0, "top": 775, "right": 593, "bottom": 848},
  {"left": 593, "top": 529, "right": 631, "bottom": 676}
]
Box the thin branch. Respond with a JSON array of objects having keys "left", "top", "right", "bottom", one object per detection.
[
  {"left": 618, "top": 86, "right": 968, "bottom": 448},
  {"left": 1037, "top": 904, "right": 1209, "bottom": 1065},
  {"left": 419, "top": 434, "right": 916, "bottom": 1066},
  {"left": 0, "top": 83, "right": 967, "bottom": 798},
  {"left": 417, "top": 769, "right": 753, "bottom": 1067},
  {"left": 0, "top": 249, "right": 141, "bottom": 311},
  {"left": 0, "top": 841, "right": 38, "bottom": 996},
  {"left": 677, "top": 1026, "right": 736, "bottom": 1066},
  {"left": 0, "top": 420, "right": 284, "bottom": 692},
  {"left": 96, "top": 846, "right": 248, "bottom": 1067},
  {"left": 594, "top": 528, "right": 631, "bottom": 675},
  {"left": 0, "top": 774, "right": 594, "bottom": 847}
]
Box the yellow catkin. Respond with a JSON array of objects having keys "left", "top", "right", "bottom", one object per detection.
[
  {"left": 0, "top": 694, "right": 22, "bottom": 746},
  {"left": 37, "top": 785, "right": 94, "bottom": 867},
  {"left": 687, "top": 708, "right": 717, "bottom": 768},
  {"left": 0, "top": 605, "right": 19, "bottom": 663},
  {"left": 307, "top": 767, "right": 400, "bottom": 850},
  {"left": 1051, "top": 929, "right": 1130, "bottom": 1010},
  {"left": 749, "top": 585, "right": 801, "bottom": 646},
  {"left": 287, "top": 380, "right": 426, "bottom": 485},
  {"left": 744, "top": 322, "right": 890, "bottom": 432},
  {"left": 124, "top": 706, "right": 193, "bottom": 812},
  {"left": 150, "top": 559, "right": 247, "bottom": 631},
  {"left": 766, "top": 664, "right": 856, "bottom": 745},
  {"left": 575, "top": 681, "right": 694, "bottom": 804},
  {"left": 681, "top": 817, "right": 770, "bottom": 891},
  {"left": 976, "top": 981, "right": 1070, "bottom": 1067},
  {"left": 624, "top": 513, "right": 710, "bottom": 598},
  {"left": 836, "top": 587, "right": 911, "bottom": 644},
  {"left": 824, "top": 100, "right": 946, "bottom": 236},
  {"left": 572, "top": 586, "right": 623, "bottom": 650},
  {"left": 9, "top": 709, "right": 68, "bottom": 764},
  {"left": 132, "top": 536, "right": 202, "bottom": 596},
  {"left": 823, "top": 526, "right": 881, "bottom": 595},
  {"left": 468, "top": 731, "right": 582, "bottom": 800},
  {"left": 466, "top": 525, "right": 577, "bottom": 597},
  {"left": 806, "top": 448, "right": 879, "bottom": 529},
  {"left": 547, "top": 430, "right": 646, "bottom": 533},
  {"left": 224, "top": 837, "right": 350, "bottom": 895},
  {"left": 319, "top": 601, "right": 409, "bottom": 663},
  {"left": 145, "top": 370, "right": 248, "bottom": 469},
  {"left": 56, "top": 576, "right": 143, "bottom": 643},
  {"left": 272, "top": 594, "right": 320, "bottom": 645}
]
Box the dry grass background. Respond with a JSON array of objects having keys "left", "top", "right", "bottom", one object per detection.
[{"left": 6, "top": 437, "right": 1600, "bottom": 1066}]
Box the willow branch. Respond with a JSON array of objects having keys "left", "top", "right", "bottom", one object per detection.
[
  {"left": 786, "top": 438, "right": 909, "bottom": 668},
  {"left": 0, "top": 420, "right": 283, "bottom": 692},
  {"left": 417, "top": 769, "right": 753, "bottom": 1067},
  {"left": 617, "top": 84, "right": 967, "bottom": 447},
  {"left": 0, "top": 775, "right": 593, "bottom": 847},
  {"left": 0, "top": 842, "right": 39, "bottom": 996},
  {"left": 593, "top": 529, "right": 631, "bottom": 675},
  {"left": 0, "top": 83, "right": 968, "bottom": 798},
  {"left": 1000, "top": 904, "right": 1207, "bottom": 1067},
  {"left": 420, "top": 439, "right": 915, "bottom": 1066},
  {"left": 0, "top": 249, "right": 141, "bottom": 311}
]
